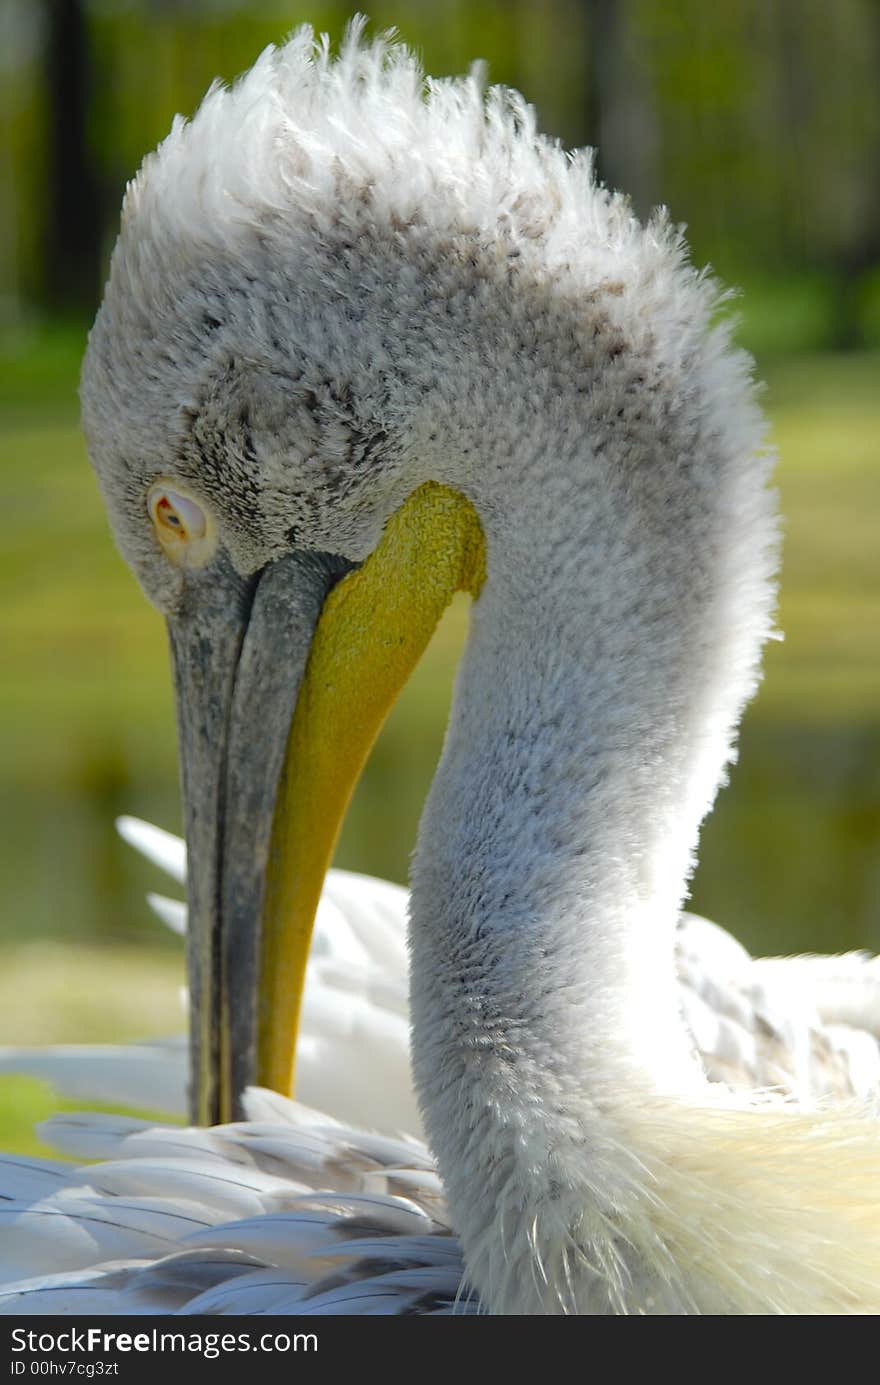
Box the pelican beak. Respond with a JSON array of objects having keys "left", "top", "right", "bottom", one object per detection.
[
  {"left": 168, "top": 549, "right": 352, "bottom": 1125},
  {"left": 169, "top": 482, "right": 485, "bottom": 1125}
]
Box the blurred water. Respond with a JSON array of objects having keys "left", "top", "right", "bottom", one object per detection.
[
  {"left": 1, "top": 713, "right": 878, "bottom": 960},
  {"left": 693, "top": 719, "right": 880, "bottom": 957}
]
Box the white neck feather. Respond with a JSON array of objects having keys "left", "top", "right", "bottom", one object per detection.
[{"left": 410, "top": 393, "right": 783, "bottom": 1311}]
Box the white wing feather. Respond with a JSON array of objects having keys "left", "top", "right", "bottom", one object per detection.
[
  {"left": 0, "top": 1041, "right": 188, "bottom": 1115},
  {"left": 0, "top": 1092, "right": 463, "bottom": 1315}
]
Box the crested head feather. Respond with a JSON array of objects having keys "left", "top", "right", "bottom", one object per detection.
[{"left": 82, "top": 17, "right": 772, "bottom": 631}]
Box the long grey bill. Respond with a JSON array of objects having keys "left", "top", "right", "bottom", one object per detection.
[{"left": 169, "top": 549, "right": 353, "bottom": 1124}]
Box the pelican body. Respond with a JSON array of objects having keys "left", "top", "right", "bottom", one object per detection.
[{"left": 5, "top": 23, "right": 880, "bottom": 1313}]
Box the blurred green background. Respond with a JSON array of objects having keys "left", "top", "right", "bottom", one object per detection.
[{"left": 0, "top": 1, "right": 878, "bottom": 1149}]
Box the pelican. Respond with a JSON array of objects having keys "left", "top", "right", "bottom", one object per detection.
[{"left": 2, "top": 22, "right": 880, "bottom": 1314}]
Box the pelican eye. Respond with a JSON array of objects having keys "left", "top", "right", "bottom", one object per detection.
[{"left": 147, "top": 482, "right": 216, "bottom": 567}]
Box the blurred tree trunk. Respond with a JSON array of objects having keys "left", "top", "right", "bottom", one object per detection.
[
  {"left": 43, "top": 0, "right": 102, "bottom": 315},
  {"left": 583, "top": 0, "right": 657, "bottom": 214},
  {"left": 825, "top": 0, "right": 880, "bottom": 352},
  {"left": 829, "top": 231, "right": 880, "bottom": 352},
  {"left": 776, "top": 0, "right": 880, "bottom": 349}
]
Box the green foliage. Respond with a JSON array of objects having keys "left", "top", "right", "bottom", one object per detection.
[
  {"left": 858, "top": 265, "right": 880, "bottom": 347},
  {"left": 731, "top": 275, "right": 844, "bottom": 358}
]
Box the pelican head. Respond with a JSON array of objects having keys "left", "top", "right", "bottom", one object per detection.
[
  {"left": 80, "top": 25, "right": 880, "bottom": 1315},
  {"left": 82, "top": 26, "right": 501, "bottom": 1126}
]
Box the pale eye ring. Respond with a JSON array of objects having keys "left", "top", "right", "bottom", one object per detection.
[{"left": 147, "top": 481, "right": 216, "bottom": 567}]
